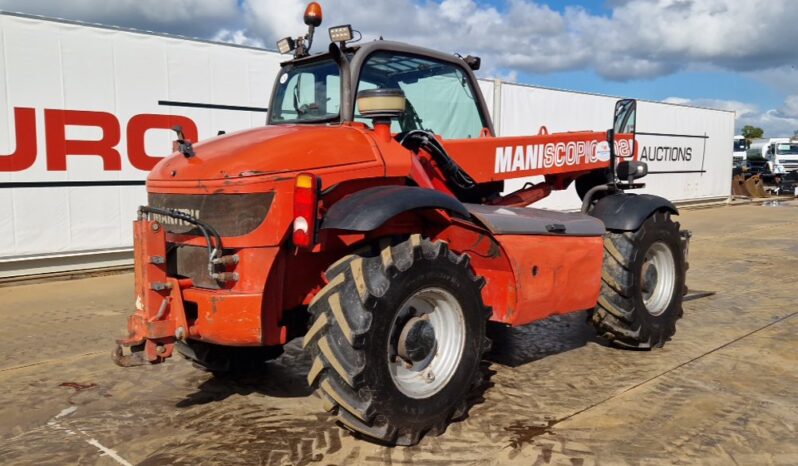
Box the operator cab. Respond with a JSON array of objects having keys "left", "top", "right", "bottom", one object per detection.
[{"left": 268, "top": 3, "right": 493, "bottom": 140}]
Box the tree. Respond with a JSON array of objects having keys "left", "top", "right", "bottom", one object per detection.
[
  {"left": 741, "top": 125, "right": 764, "bottom": 140},
  {"left": 793, "top": 129, "right": 798, "bottom": 139}
]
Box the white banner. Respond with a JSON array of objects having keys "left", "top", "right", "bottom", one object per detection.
[
  {"left": 498, "top": 83, "right": 733, "bottom": 210},
  {"left": 0, "top": 13, "right": 282, "bottom": 260}
]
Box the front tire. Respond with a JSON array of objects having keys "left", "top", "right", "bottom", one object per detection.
[
  {"left": 303, "top": 235, "right": 490, "bottom": 446},
  {"left": 591, "top": 210, "right": 685, "bottom": 349}
]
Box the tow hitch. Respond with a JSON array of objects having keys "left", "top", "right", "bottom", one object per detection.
[{"left": 113, "top": 207, "right": 225, "bottom": 367}]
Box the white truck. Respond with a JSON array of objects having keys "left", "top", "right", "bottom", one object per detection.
[
  {"left": 733, "top": 135, "right": 748, "bottom": 169},
  {"left": 764, "top": 138, "right": 798, "bottom": 175},
  {"left": 743, "top": 137, "right": 798, "bottom": 195},
  {"left": 764, "top": 138, "right": 798, "bottom": 195},
  {"left": 741, "top": 139, "right": 771, "bottom": 176}
]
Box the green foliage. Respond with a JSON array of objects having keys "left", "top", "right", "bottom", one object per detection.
[{"left": 741, "top": 125, "right": 764, "bottom": 140}]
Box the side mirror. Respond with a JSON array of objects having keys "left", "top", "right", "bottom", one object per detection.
[
  {"left": 613, "top": 99, "right": 637, "bottom": 134},
  {"left": 611, "top": 98, "right": 638, "bottom": 186},
  {"left": 463, "top": 55, "right": 481, "bottom": 70},
  {"left": 617, "top": 160, "right": 648, "bottom": 181}
]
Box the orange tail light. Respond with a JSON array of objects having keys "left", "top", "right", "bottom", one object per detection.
[{"left": 293, "top": 173, "right": 319, "bottom": 248}]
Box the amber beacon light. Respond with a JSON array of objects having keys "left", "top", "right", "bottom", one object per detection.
[{"left": 304, "top": 2, "right": 323, "bottom": 27}]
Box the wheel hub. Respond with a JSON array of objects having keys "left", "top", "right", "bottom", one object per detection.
[
  {"left": 641, "top": 262, "right": 659, "bottom": 294},
  {"left": 387, "top": 287, "right": 466, "bottom": 399},
  {"left": 641, "top": 241, "right": 676, "bottom": 316},
  {"left": 398, "top": 316, "right": 437, "bottom": 363}
]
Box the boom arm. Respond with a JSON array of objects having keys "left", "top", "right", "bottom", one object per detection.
[{"left": 441, "top": 131, "right": 636, "bottom": 185}]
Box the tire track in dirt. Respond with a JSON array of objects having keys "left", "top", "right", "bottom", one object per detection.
[{"left": 1, "top": 205, "right": 797, "bottom": 464}]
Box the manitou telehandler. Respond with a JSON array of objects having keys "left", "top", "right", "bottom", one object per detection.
[{"left": 115, "top": 3, "right": 690, "bottom": 446}]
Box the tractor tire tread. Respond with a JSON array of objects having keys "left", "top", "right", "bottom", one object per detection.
[
  {"left": 591, "top": 210, "right": 684, "bottom": 349},
  {"left": 305, "top": 235, "right": 489, "bottom": 446}
]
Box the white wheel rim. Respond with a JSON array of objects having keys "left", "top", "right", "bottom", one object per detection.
[
  {"left": 388, "top": 287, "right": 466, "bottom": 399},
  {"left": 641, "top": 241, "right": 676, "bottom": 316}
]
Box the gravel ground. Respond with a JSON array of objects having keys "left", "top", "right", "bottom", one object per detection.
[{"left": 0, "top": 201, "right": 796, "bottom": 465}]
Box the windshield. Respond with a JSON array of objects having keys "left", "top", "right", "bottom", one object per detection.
[
  {"left": 356, "top": 52, "right": 486, "bottom": 139},
  {"left": 733, "top": 139, "right": 747, "bottom": 152},
  {"left": 776, "top": 143, "right": 798, "bottom": 155},
  {"left": 271, "top": 59, "right": 340, "bottom": 124}
]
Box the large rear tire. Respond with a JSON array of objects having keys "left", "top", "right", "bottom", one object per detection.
[
  {"left": 591, "top": 210, "right": 685, "bottom": 349},
  {"left": 303, "top": 235, "right": 490, "bottom": 446}
]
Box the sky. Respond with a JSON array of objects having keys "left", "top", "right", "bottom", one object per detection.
[{"left": 1, "top": 0, "right": 797, "bottom": 137}]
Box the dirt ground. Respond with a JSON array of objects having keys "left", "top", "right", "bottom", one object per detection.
[{"left": 1, "top": 201, "right": 797, "bottom": 465}]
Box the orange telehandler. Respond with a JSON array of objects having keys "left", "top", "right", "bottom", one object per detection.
[{"left": 115, "top": 3, "right": 690, "bottom": 445}]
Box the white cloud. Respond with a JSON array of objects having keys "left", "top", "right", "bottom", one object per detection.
[
  {"left": 211, "top": 29, "right": 266, "bottom": 48},
  {"left": 234, "top": 0, "right": 798, "bottom": 81},
  {"left": 747, "top": 66, "right": 798, "bottom": 97},
  {"left": 662, "top": 97, "right": 757, "bottom": 117},
  {"left": 775, "top": 95, "right": 798, "bottom": 120},
  {"left": 0, "top": 0, "right": 240, "bottom": 38},
  {"left": 746, "top": 110, "right": 798, "bottom": 137},
  {"left": 665, "top": 96, "right": 798, "bottom": 137},
  {"left": 3, "top": 0, "right": 798, "bottom": 83}
]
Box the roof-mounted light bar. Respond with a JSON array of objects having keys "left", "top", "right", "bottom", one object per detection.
[{"left": 329, "top": 24, "right": 353, "bottom": 43}]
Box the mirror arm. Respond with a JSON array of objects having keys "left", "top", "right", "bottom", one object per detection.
[{"left": 606, "top": 128, "right": 618, "bottom": 189}]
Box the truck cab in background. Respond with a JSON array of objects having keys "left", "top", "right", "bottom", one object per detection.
[
  {"left": 765, "top": 139, "right": 798, "bottom": 195},
  {"left": 742, "top": 139, "right": 771, "bottom": 177},
  {"left": 765, "top": 139, "right": 798, "bottom": 174},
  {"left": 732, "top": 135, "right": 748, "bottom": 170},
  {"left": 742, "top": 137, "right": 798, "bottom": 195}
]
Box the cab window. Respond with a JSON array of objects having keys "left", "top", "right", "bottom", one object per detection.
[
  {"left": 271, "top": 59, "right": 340, "bottom": 123},
  {"left": 356, "top": 52, "right": 486, "bottom": 139}
]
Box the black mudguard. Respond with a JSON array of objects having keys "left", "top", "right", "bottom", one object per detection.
[
  {"left": 320, "top": 185, "right": 469, "bottom": 232},
  {"left": 590, "top": 193, "right": 678, "bottom": 231}
]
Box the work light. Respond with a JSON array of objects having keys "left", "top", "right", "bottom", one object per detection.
[
  {"left": 328, "top": 25, "right": 353, "bottom": 43},
  {"left": 277, "top": 36, "right": 295, "bottom": 54}
]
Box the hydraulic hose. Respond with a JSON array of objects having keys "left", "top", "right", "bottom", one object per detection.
[
  {"left": 138, "top": 206, "right": 223, "bottom": 275},
  {"left": 399, "top": 130, "right": 477, "bottom": 193}
]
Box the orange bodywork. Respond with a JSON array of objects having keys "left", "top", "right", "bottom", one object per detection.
[
  {"left": 118, "top": 219, "right": 185, "bottom": 363},
  {"left": 494, "top": 235, "right": 603, "bottom": 325},
  {"left": 431, "top": 221, "right": 603, "bottom": 327},
  {"left": 118, "top": 114, "right": 630, "bottom": 361}
]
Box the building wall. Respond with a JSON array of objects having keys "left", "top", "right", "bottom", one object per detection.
[
  {"left": 0, "top": 13, "right": 282, "bottom": 275},
  {"left": 497, "top": 82, "right": 734, "bottom": 210}
]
